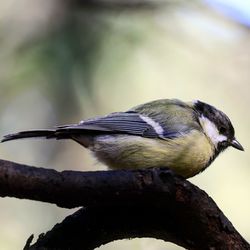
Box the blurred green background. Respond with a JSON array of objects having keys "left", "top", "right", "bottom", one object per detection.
[{"left": 0, "top": 0, "right": 249, "bottom": 249}]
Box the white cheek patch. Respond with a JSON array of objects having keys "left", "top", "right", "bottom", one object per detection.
[
  {"left": 139, "top": 114, "right": 164, "bottom": 136},
  {"left": 199, "top": 115, "right": 227, "bottom": 146}
]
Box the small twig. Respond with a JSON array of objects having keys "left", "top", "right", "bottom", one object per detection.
[{"left": 23, "top": 234, "right": 34, "bottom": 250}]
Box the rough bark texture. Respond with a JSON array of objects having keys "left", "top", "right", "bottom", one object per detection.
[{"left": 0, "top": 159, "right": 249, "bottom": 249}]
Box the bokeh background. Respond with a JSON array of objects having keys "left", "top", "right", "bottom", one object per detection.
[{"left": 0, "top": 0, "right": 250, "bottom": 249}]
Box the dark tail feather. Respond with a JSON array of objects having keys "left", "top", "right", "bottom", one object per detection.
[{"left": 1, "top": 130, "right": 58, "bottom": 143}]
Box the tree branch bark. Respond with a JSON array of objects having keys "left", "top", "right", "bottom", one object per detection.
[{"left": 0, "top": 159, "right": 249, "bottom": 249}]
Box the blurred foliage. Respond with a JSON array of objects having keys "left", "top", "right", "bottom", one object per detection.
[{"left": 0, "top": 0, "right": 250, "bottom": 249}]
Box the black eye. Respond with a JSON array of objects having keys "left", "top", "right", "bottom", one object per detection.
[{"left": 219, "top": 126, "right": 226, "bottom": 134}]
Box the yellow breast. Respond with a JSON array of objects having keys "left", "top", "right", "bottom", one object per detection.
[{"left": 92, "top": 130, "right": 215, "bottom": 178}]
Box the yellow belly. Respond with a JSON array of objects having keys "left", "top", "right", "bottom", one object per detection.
[{"left": 91, "top": 130, "right": 215, "bottom": 178}]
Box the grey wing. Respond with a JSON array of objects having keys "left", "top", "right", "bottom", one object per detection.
[
  {"left": 1, "top": 111, "right": 186, "bottom": 143},
  {"left": 56, "top": 112, "right": 164, "bottom": 139}
]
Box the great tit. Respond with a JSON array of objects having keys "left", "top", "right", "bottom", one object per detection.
[{"left": 1, "top": 99, "right": 244, "bottom": 178}]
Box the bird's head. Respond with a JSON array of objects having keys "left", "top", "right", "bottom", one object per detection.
[{"left": 193, "top": 100, "right": 244, "bottom": 153}]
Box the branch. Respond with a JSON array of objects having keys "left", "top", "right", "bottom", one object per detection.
[
  {"left": 27, "top": 204, "right": 250, "bottom": 250},
  {"left": 0, "top": 159, "right": 249, "bottom": 249},
  {"left": 70, "top": 0, "right": 168, "bottom": 10}
]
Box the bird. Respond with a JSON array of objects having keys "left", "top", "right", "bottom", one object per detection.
[{"left": 1, "top": 99, "right": 244, "bottom": 178}]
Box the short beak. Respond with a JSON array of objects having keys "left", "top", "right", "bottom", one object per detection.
[{"left": 230, "top": 138, "right": 244, "bottom": 151}]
